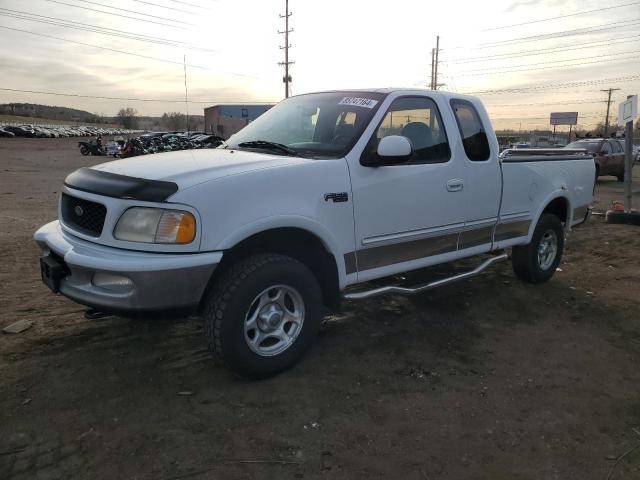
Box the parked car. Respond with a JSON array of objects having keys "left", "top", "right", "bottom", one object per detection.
[
  {"left": 2, "top": 125, "right": 31, "bottom": 137},
  {"left": 565, "top": 139, "right": 625, "bottom": 181},
  {"left": 34, "top": 89, "right": 595, "bottom": 378},
  {"left": 0, "top": 127, "right": 16, "bottom": 138}
]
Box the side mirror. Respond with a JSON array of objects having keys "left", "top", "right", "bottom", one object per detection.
[{"left": 376, "top": 135, "right": 413, "bottom": 163}]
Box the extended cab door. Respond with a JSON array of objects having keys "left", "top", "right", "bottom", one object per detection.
[
  {"left": 449, "top": 99, "right": 501, "bottom": 252},
  {"left": 346, "top": 95, "right": 467, "bottom": 281}
]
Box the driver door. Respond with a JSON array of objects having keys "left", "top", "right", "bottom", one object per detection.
[{"left": 347, "top": 95, "right": 467, "bottom": 280}]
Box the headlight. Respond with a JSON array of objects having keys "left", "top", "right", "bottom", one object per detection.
[{"left": 114, "top": 207, "right": 196, "bottom": 244}]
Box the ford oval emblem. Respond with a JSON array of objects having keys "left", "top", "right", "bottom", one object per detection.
[{"left": 74, "top": 205, "right": 84, "bottom": 216}]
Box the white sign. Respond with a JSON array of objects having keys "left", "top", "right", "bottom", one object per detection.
[
  {"left": 550, "top": 112, "right": 578, "bottom": 126},
  {"left": 618, "top": 95, "right": 638, "bottom": 125},
  {"left": 339, "top": 97, "right": 379, "bottom": 109}
]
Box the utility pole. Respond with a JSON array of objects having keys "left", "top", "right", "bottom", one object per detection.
[
  {"left": 430, "top": 48, "right": 435, "bottom": 89},
  {"left": 183, "top": 54, "right": 189, "bottom": 132},
  {"left": 430, "top": 36, "right": 444, "bottom": 90},
  {"left": 601, "top": 88, "right": 620, "bottom": 137},
  {"left": 434, "top": 35, "right": 440, "bottom": 90},
  {"left": 278, "top": 0, "right": 294, "bottom": 98},
  {"left": 624, "top": 95, "right": 633, "bottom": 212}
]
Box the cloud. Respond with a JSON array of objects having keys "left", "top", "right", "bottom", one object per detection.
[{"left": 503, "top": 0, "right": 553, "bottom": 13}]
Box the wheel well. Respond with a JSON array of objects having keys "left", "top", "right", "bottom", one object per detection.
[
  {"left": 200, "top": 228, "right": 341, "bottom": 313},
  {"left": 542, "top": 197, "right": 568, "bottom": 224}
]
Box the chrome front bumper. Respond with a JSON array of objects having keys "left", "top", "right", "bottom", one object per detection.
[{"left": 34, "top": 221, "right": 222, "bottom": 312}]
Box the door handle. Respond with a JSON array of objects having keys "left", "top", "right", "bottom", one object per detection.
[{"left": 446, "top": 179, "right": 464, "bottom": 192}]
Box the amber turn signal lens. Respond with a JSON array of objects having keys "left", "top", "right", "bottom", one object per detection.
[
  {"left": 155, "top": 211, "right": 196, "bottom": 244},
  {"left": 176, "top": 212, "right": 196, "bottom": 244}
]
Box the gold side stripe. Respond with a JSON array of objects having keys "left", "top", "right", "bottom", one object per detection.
[
  {"left": 344, "top": 252, "right": 357, "bottom": 275},
  {"left": 458, "top": 225, "right": 494, "bottom": 250},
  {"left": 494, "top": 220, "right": 530, "bottom": 242},
  {"left": 349, "top": 232, "right": 459, "bottom": 273},
  {"left": 346, "top": 220, "right": 530, "bottom": 274}
]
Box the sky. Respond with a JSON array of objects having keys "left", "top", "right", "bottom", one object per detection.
[{"left": 0, "top": 0, "right": 638, "bottom": 130}]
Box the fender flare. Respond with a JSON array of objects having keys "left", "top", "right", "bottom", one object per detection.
[
  {"left": 216, "top": 215, "right": 350, "bottom": 286},
  {"left": 527, "top": 190, "right": 572, "bottom": 241}
]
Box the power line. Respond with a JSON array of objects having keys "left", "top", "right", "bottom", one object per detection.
[
  {"left": 0, "top": 8, "right": 214, "bottom": 51},
  {"left": 129, "top": 0, "right": 197, "bottom": 15},
  {"left": 168, "top": 0, "right": 207, "bottom": 9},
  {"left": 464, "top": 74, "right": 640, "bottom": 95},
  {"left": 490, "top": 113, "right": 603, "bottom": 120},
  {"left": 483, "top": 19, "right": 640, "bottom": 47},
  {"left": 45, "top": 0, "right": 194, "bottom": 26},
  {"left": 448, "top": 18, "right": 640, "bottom": 50},
  {"left": 0, "top": 25, "right": 259, "bottom": 79},
  {"left": 0, "top": 87, "right": 278, "bottom": 104},
  {"left": 0, "top": 11, "right": 195, "bottom": 47},
  {"left": 39, "top": 1, "right": 188, "bottom": 29},
  {"left": 485, "top": 99, "right": 607, "bottom": 108},
  {"left": 0, "top": 11, "right": 187, "bottom": 44},
  {"left": 482, "top": 1, "right": 640, "bottom": 31},
  {"left": 455, "top": 51, "right": 640, "bottom": 76},
  {"left": 445, "top": 34, "right": 640, "bottom": 64}
]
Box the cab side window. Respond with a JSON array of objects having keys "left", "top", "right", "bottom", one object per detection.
[
  {"left": 450, "top": 99, "right": 490, "bottom": 161},
  {"left": 368, "top": 96, "right": 450, "bottom": 164},
  {"left": 601, "top": 142, "right": 612, "bottom": 154}
]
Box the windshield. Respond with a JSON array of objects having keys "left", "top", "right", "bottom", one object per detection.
[
  {"left": 565, "top": 141, "right": 600, "bottom": 153},
  {"left": 225, "top": 91, "right": 387, "bottom": 158}
]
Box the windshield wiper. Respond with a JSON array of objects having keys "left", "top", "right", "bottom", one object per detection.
[{"left": 237, "top": 140, "right": 300, "bottom": 157}]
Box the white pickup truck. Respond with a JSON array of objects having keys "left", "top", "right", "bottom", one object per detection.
[{"left": 35, "top": 89, "right": 595, "bottom": 378}]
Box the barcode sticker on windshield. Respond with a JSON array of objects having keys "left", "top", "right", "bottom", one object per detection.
[{"left": 339, "top": 97, "right": 378, "bottom": 109}]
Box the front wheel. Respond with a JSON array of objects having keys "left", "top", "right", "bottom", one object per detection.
[
  {"left": 79, "top": 146, "right": 90, "bottom": 156},
  {"left": 202, "top": 254, "right": 322, "bottom": 379},
  {"left": 512, "top": 213, "right": 564, "bottom": 284}
]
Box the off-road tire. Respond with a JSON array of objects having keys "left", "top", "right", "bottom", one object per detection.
[
  {"left": 616, "top": 173, "right": 625, "bottom": 182},
  {"left": 512, "top": 213, "right": 564, "bottom": 284},
  {"left": 202, "top": 253, "right": 322, "bottom": 379},
  {"left": 79, "top": 146, "right": 90, "bottom": 156}
]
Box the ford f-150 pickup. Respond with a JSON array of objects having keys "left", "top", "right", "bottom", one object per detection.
[{"left": 35, "top": 89, "right": 595, "bottom": 378}]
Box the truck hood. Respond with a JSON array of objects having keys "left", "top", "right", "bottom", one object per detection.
[{"left": 90, "top": 148, "right": 308, "bottom": 190}]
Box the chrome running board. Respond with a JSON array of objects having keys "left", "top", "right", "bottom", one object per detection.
[{"left": 342, "top": 253, "right": 509, "bottom": 300}]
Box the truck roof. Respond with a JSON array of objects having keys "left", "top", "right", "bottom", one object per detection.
[{"left": 304, "top": 88, "right": 478, "bottom": 101}]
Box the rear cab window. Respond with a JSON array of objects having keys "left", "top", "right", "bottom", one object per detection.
[{"left": 450, "top": 99, "right": 491, "bottom": 161}]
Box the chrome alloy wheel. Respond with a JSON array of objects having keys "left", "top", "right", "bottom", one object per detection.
[
  {"left": 537, "top": 229, "right": 558, "bottom": 270},
  {"left": 244, "top": 285, "right": 305, "bottom": 357}
]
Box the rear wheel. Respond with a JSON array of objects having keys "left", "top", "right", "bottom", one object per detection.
[
  {"left": 616, "top": 173, "right": 625, "bottom": 182},
  {"left": 79, "top": 146, "right": 89, "bottom": 156},
  {"left": 512, "top": 214, "right": 564, "bottom": 284},
  {"left": 202, "top": 254, "right": 322, "bottom": 379}
]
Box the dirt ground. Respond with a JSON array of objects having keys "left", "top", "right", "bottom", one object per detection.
[{"left": 1, "top": 137, "right": 640, "bottom": 480}]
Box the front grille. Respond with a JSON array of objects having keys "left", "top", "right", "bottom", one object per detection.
[{"left": 61, "top": 193, "right": 107, "bottom": 236}]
